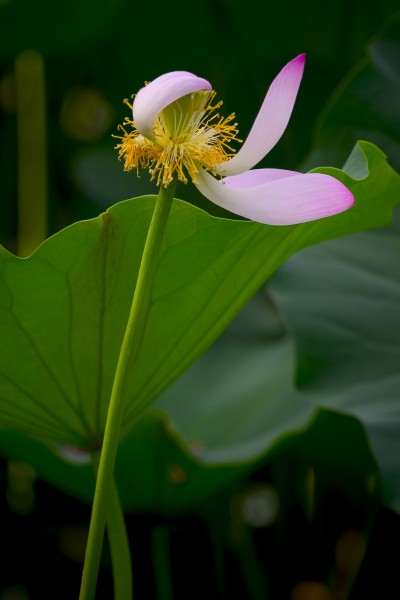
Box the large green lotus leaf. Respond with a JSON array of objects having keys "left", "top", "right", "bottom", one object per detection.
[
  {"left": 0, "top": 287, "right": 378, "bottom": 512},
  {"left": 156, "top": 293, "right": 307, "bottom": 463},
  {"left": 0, "top": 294, "right": 288, "bottom": 511},
  {"left": 0, "top": 293, "right": 376, "bottom": 512},
  {"left": 269, "top": 208, "right": 400, "bottom": 510},
  {"left": 156, "top": 291, "right": 378, "bottom": 496},
  {"left": 0, "top": 141, "right": 399, "bottom": 448}
]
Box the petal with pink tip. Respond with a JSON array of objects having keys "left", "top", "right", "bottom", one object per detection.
[
  {"left": 196, "top": 168, "right": 355, "bottom": 226},
  {"left": 133, "top": 71, "right": 211, "bottom": 141},
  {"left": 221, "top": 55, "right": 306, "bottom": 176}
]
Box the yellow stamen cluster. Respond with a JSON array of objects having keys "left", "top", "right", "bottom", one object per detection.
[{"left": 114, "top": 90, "right": 241, "bottom": 187}]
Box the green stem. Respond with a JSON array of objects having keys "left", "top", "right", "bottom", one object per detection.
[
  {"left": 91, "top": 453, "right": 133, "bottom": 600},
  {"left": 108, "top": 477, "right": 133, "bottom": 600},
  {"left": 15, "top": 50, "right": 47, "bottom": 257},
  {"left": 151, "top": 525, "right": 174, "bottom": 600},
  {"left": 235, "top": 528, "right": 267, "bottom": 600},
  {"left": 79, "top": 180, "right": 177, "bottom": 600}
]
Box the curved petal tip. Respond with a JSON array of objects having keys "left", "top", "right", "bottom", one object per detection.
[
  {"left": 133, "top": 71, "right": 211, "bottom": 141},
  {"left": 222, "top": 54, "right": 307, "bottom": 176},
  {"left": 294, "top": 53, "right": 306, "bottom": 64}
]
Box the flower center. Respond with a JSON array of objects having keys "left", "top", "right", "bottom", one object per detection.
[{"left": 115, "top": 89, "right": 240, "bottom": 187}]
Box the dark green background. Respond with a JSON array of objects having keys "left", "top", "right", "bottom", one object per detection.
[{"left": 1, "top": 1, "right": 400, "bottom": 599}]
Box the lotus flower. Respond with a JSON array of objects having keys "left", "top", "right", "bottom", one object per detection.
[{"left": 116, "top": 55, "right": 354, "bottom": 225}]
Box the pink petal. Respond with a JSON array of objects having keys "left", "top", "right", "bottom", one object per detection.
[
  {"left": 221, "top": 55, "right": 306, "bottom": 176},
  {"left": 196, "top": 168, "right": 355, "bottom": 226},
  {"left": 224, "top": 168, "right": 298, "bottom": 188},
  {"left": 133, "top": 71, "right": 211, "bottom": 141}
]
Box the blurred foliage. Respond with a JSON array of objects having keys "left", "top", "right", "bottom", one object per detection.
[
  {"left": 1, "top": 0, "right": 399, "bottom": 247},
  {"left": 270, "top": 211, "right": 400, "bottom": 509},
  {"left": 269, "top": 15, "right": 400, "bottom": 513},
  {"left": 305, "top": 15, "right": 400, "bottom": 172},
  {"left": 1, "top": 1, "right": 400, "bottom": 599}
]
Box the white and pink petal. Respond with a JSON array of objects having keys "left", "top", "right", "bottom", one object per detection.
[
  {"left": 196, "top": 168, "right": 355, "bottom": 226},
  {"left": 133, "top": 71, "right": 211, "bottom": 142},
  {"left": 221, "top": 55, "right": 306, "bottom": 176}
]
